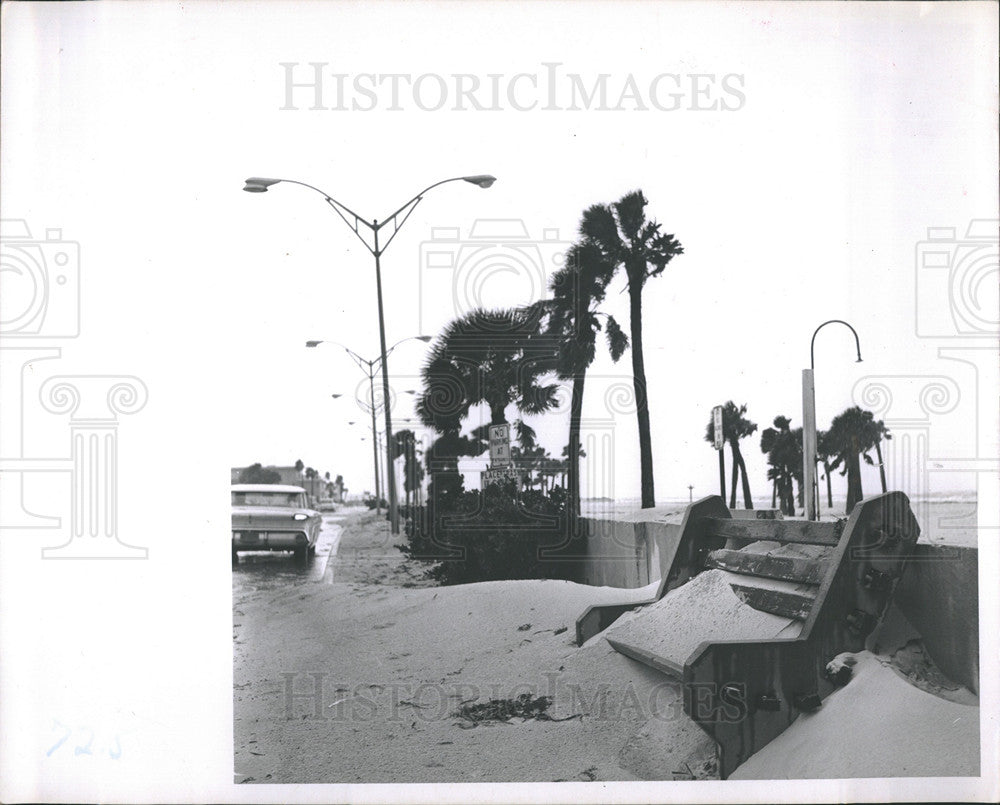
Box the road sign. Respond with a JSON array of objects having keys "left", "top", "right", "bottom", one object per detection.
[
  {"left": 489, "top": 423, "right": 512, "bottom": 466},
  {"left": 490, "top": 442, "right": 511, "bottom": 465},
  {"left": 483, "top": 466, "right": 522, "bottom": 486}
]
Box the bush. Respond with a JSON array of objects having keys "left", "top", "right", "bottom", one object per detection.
[
  {"left": 363, "top": 495, "right": 389, "bottom": 510},
  {"left": 399, "top": 481, "right": 586, "bottom": 585}
]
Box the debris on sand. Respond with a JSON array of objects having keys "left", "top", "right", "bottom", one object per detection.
[{"left": 453, "top": 693, "right": 582, "bottom": 727}]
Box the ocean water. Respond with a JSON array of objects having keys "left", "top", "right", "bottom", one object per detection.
[{"left": 580, "top": 494, "right": 980, "bottom": 548}]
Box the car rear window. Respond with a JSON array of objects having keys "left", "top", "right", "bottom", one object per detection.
[{"left": 232, "top": 491, "right": 304, "bottom": 507}]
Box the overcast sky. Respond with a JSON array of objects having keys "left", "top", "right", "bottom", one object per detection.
[{"left": 3, "top": 1, "right": 997, "bottom": 505}]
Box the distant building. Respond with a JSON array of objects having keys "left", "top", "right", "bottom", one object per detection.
[{"left": 231, "top": 465, "right": 344, "bottom": 503}]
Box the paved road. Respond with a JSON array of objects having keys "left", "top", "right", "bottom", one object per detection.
[{"left": 232, "top": 512, "right": 345, "bottom": 594}]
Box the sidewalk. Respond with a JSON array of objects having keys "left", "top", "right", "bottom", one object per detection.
[{"left": 235, "top": 510, "right": 715, "bottom": 783}]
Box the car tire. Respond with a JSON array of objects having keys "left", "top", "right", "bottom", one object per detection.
[
  {"left": 294, "top": 545, "right": 308, "bottom": 562},
  {"left": 232, "top": 546, "right": 239, "bottom": 566}
]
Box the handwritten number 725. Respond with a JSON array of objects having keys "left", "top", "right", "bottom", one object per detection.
[{"left": 47, "top": 721, "right": 121, "bottom": 759}]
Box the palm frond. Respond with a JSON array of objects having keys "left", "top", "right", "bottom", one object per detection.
[{"left": 605, "top": 314, "right": 629, "bottom": 361}]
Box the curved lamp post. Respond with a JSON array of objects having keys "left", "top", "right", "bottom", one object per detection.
[
  {"left": 803, "top": 320, "right": 863, "bottom": 520},
  {"left": 246, "top": 174, "right": 495, "bottom": 533},
  {"left": 307, "top": 335, "right": 431, "bottom": 517}
]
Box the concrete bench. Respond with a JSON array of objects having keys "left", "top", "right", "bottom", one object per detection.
[{"left": 575, "top": 492, "right": 921, "bottom": 778}]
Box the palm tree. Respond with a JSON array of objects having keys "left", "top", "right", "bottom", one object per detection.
[
  {"left": 865, "top": 419, "right": 892, "bottom": 493},
  {"left": 705, "top": 401, "right": 758, "bottom": 509},
  {"left": 824, "top": 406, "right": 885, "bottom": 513},
  {"left": 416, "top": 308, "right": 560, "bottom": 494},
  {"left": 392, "top": 429, "right": 425, "bottom": 512},
  {"left": 560, "top": 443, "right": 582, "bottom": 490},
  {"left": 417, "top": 308, "right": 559, "bottom": 430},
  {"left": 579, "top": 190, "right": 683, "bottom": 508},
  {"left": 423, "top": 429, "right": 484, "bottom": 497},
  {"left": 538, "top": 242, "right": 622, "bottom": 518},
  {"left": 760, "top": 416, "right": 803, "bottom": 516},
  {"left": 816, "top": 429, "right": 836, "bottom": 510}
]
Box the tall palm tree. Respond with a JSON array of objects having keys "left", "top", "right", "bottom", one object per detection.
[
  {"left": 580, "top": 190, "right": 683, "bottom": 508},
  {"left": 825, "top": 406, "right": 884, "bottom": 513},
  {"left": 392, "top": 429, "right": 424, "bottom": 512},
  {"left": 705, "top": 401, "right": 758, "bottom": 509},
  {"left": 816, "top": 429, "right": 837, "bottom": 510},
  {"left": 538, "top": 242, "right": 622, "bottom": 518},
  {"left": 760, "top": 416, "right": 803, "bottom": 516}
]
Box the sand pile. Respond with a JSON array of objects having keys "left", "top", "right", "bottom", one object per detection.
[
  {"left": 235, "top": 523, "right": 714, "bottom": 784},
  {"left": 235, "top": 511, "right": 979, "bottom": 784},
  {"left": 732, "top": 650, "right": 979, "bottom": 779},
  {"left": 603, "top": 569, "right": 800, "bottom": 676}
]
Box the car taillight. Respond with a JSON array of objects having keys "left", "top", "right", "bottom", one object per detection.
[{"left": 293, "top": 513, "right": 308, "bottom": 521}]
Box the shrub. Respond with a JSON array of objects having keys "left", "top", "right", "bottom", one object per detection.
[{"left": 399, "top": 480, "right": 586, "bottom": 585}]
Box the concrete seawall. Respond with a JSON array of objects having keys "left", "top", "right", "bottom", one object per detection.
[
  {"left": 894, "top": 544, "right": 979, "bottom": 693},
  {"left": 574, "top": 510, "right": 980, "bottom": 694},
  {"left": 574, "top": 508, "right": 688, "bottom": 589}
]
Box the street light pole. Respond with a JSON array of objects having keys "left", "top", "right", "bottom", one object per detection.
[
  {"left": 245, "top": 174, "right": 495, "bottom": 534},
  {"left": 371, "top": 224, "right": 398, "bottom": 529},
  {"left": 307, "top": 336, "right": 431, "bottom": 523},
  {"left": 802, "top": 368, "right": 819, "bottom": 520},
  {"left": 803, "top": 319, "right": 863, "bottom": 520}
]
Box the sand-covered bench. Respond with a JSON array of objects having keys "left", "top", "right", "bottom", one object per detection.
[{"left": 575, "top": 492, "right": 921, "bottom": 778}]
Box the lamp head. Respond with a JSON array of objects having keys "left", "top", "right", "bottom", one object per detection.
[
  {"left": 462, "top": 174, "right": 497, "bottom": 189},
  {"left": 243, "top": 177, "right": 282, "bottom": 193},
  {"left": 416, "top": 335, "right": 433, "bottom": 343},
  {"left": 305, "top": 340, "right": 321, "bottom": 348}
]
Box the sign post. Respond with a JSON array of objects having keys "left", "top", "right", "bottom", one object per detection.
[
  {"left": 488, "top": 423, "right": 511, "bottom": 466},
  {"left": 713, "top": 405, "right": 725, "bottom": 501}
]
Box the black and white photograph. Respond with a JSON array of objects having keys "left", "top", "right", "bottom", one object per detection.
[{"left": 1, "top": 1, "right": 997, "bottom": 802}]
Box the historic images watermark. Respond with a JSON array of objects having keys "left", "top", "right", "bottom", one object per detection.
[
  {"left": 279, "top": 63, "right": 746, "bottom": 113},
  {"left": 0, "top": 219, "right": 149, "bottom": 559},
  {"left": 418, "top": 218, "right": 570, "bottom": 330},
  {"left": 280, "top": 671, "right": 746, "bottom": 725},
  {"left": 849, "top": 219, "right": 999, "bottom": 557}
]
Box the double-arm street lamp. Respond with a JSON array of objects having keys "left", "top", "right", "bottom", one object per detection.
[
  {"left": 307, "top": 336, "right": 430, "bottom": 517},
  {"left": 802, "top": 319, "right": 863, "bottom": 521},
  {"left": 245, "top": 174, "right": 496, "bottom": 533}
]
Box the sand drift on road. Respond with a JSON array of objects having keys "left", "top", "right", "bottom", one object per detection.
[{"left": 233, "top": 510, "right": 978, "bottom": 783}]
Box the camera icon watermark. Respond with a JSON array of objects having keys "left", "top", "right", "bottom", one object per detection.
[
  {"left": 0, "top": 219, "right": 81, "bottom": 338},
  {"left": 915, "top": 219, "right": 998, "bottom": 339},
  {"left": 0, "top": 219, "right": 149, "bottom": 559},
  {"left": 418, "top": 219, "right": 570, "bottom": 331}
]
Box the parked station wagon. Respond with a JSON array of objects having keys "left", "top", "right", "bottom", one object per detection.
[{"left": 231, "top": 484, "right": 322, "bottom": 562}]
